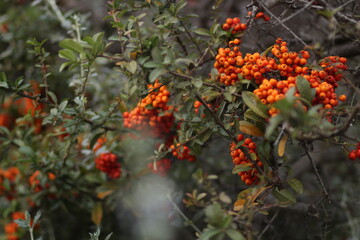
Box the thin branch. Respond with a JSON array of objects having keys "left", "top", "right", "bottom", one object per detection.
[
  {"left": 302, "top": 145, "right": 330, "bottom": 201},
  {"left": 255, "top": 0, "right": 308, "bottom": 46},
  {"left": 281, "top": 0, "right": 315, "bottom": 23},
  {"left": 167, "top": 194, "right": 202, "bottom": 235},
  {"left": 258, "top": 209, "right": 279, "bottom": 239}
]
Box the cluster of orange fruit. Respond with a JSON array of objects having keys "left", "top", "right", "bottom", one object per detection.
[
  {"left": 215, "top": 34, "right": 348, "bottom": 116},
  {"left": 123, "top": 80, "right": 174, "bottom": 138},
  {"left": 4, "top": 212, "right": 25, "bottom": 240},
  {"left": 147, "top": 158, "right": 172, "bottom": 176},
  {"left": 230, "top": 134, "right": 263, "bottom": 185},
  {"left": 0, "top": 82, "right": 44, "bottom": 133},
  {"left": 95, "top": 153, "right": 121, "bottom": 179},
  {"left": 348, "top": 143, "right": 360, "bottom": 161},
  {"left": 0, "top": 167, "right": 20, "bottom": 201},
  {"left": 222, "top": 17, "right": 247, "bottom": 34},
  {"left": 28, "top": 170, "right": 56, "bottom": 193},
  {"left": 169, "top": 143, "right": 196, "bottom": 162}
]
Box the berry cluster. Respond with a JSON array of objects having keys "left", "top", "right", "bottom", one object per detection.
[
  {"left": 4, "top": 212, "right": 25, "bottom": 240},
  {"left": 95, "top": 153, "right": 121, "bottom": 179},
  {"left": 147, "top": 158, "right": 172, "bottom": 176},
  {"left": 28, "top": 170, "right": 56, "bottom": 193},
  {"left": 0, "top": 167, "right": 19, "bottom": 201},
  {"left": 214, "top": 37, "right": 348, "bottom": 116},
  {"left": 170, "top": 143, "right": 196, "bottom": 162},
  {"left": 123, "top": 80, "right": 174, "bottom": 138},
  {"left": 229, "top": 134, "right": 263, "bottom": 185},
  {"left": 348, "top": 143, "right": 360, "bottom": 161},
  {"left": 222, "top": 17, "right": 247, "bottom": 34},
  {"left": 252, "top": 11, "right": 270, "bottom": 21}
]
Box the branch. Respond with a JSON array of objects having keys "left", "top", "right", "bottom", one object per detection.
[
  {"left": 254, "top": 0, "right": 308, "bottom": 46},
  {"left": 302, "top": 145, "right": 330, "bottom": 201}
]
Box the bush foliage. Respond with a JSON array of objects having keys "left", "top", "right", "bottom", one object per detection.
[{"left": 0, "top": 0, "right": 360, "bottom": 239}]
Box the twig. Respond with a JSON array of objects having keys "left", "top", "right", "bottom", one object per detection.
[
  {"left": 302, "top": 145, "right": 330, "bottom": 201},
  {"left": 167, "top": 194, "right": 202, "bottom": 235},
  {"left": 255, "top": 0, "right": 308, "bottom": 46},
  {"left": 258, "top": 209, "right": 279, "bottom": 239},
  {"left": 281, "top": 0, "right": 315, "bottom": 23}
]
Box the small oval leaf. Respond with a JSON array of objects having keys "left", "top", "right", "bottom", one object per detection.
[{"left": 239, "top": 121, "right": 264, "bottom": 137}]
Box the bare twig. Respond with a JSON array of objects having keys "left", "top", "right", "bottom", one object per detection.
[
  {"left": 302, "top": 145, "right": 330, "bottom": 201},
  {"left": 258, "top": 209, "right": 279, "bottom": 239},
  {"left": 167, "top": 194, "right": 202, "bottom": 235},
  {"left": 255, "top": 0, "right": 308, "bottom": 46}
]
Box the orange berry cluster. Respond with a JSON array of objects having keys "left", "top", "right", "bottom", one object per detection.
[
  {"left": 123, "top": 80, "right": 174, "bottom": 138},
  {"left": 348, "top": 143, "right": 360, "bottom": 161},
  {"left": 28, "top": 170, "right": 56, "bottom": 193},
  {"left": 4, "top": 212, "right": 25, "bottom": 240},
  {"left": 0, "top": 167, "right": 20, "bottom": 201},
  {"left": 147, "top": 158, "right": 172, "bottom": 176},
  {"left": 250, "top": 11, "right": 270, "bottom": 21},
  {"left": 222, "top": 17, "right": 247, "bottom": 34},
  {"left": 318, "top": 56, "right": 348, "bottom": 88},
  {"left": 214, "top": 40, "right": 243, "bottom": 85},
  {"left": 224, "top": 38, "right": 348, "bottom": 116},
  {"left": 229, "top": 134, "right": 263, "bottom": 185},
  {"left": 95, "top": 153, "right": 121, "bottom": 179},
  {"left": 170, "top": 143, "right": 196, "bottom": 162}
]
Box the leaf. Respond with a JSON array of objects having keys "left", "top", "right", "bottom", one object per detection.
[
  {"left": 296, "top": 76, "right": 314, "bottom": 103},
  {"left": 149, "top": 68, "right": 167, "bottom": 82},
  {"left": 193, "top": 28, "right": 211, "bottom": 36},
  {"left": 242, "top": 91, "right": 269, "bottom": 119},
  {"left": 198, "top": 229, "right": 221, "bottom": 240},
  {"left": 14, "top": 219, "right": 28, "bottom": 229},
  {"left": 277, "top": 134, "right": 288, "bottom": 157},
  {"left": 97, "top": 190, "right": 114, "bottom": 199},
  {"left": 143, "top": 61, "right": 163, "bottom": 68},
  {"left": 59, "top": 39, "right": 84, "bottom": 54},
  {"left": 288, "top": 178, "right": 304, "bottom": 194},
  {"left": 91, "top": 202, "right": 103, "bottom": 225},
  {"left": 244, "top": 109, "right": 264, "bottom": 122},
  {"left": 265, "top": 115, "right": 283, "bottom": 139},
  {"left": 239, "top": 121, "right": 264, "bottom": 137},
  {"left": 59, "top": 49, "right": 77, "bottom": 61},
  {"left": 126, "top": 60, "right": 138, "bottom": 74},
  {"left": 192, "top": 78, "right": 203, "bottom": 88},
  {"left": 273, "top": 188, "right": 296, "bottom": 204},
  {"left": 233, "top": 199, "right": 246, "bottom": 211},
  {"left": 232, "top": 163, "right": 253, "bottom": 174},
  {"left": 151, "top": 47, "right": 162, "bottom": 62},
  {"left": 226, "top": 229, "right": 245, "bottom": 240},
  {"left": 33, "top": 211, "right": 41, "bottom": 226}
]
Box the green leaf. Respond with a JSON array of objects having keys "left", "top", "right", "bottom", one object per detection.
[
  {"left": 59, "top": 49, "right": 77, "bottom": 61},
  {"left": 33, "top": 211, "right": 41, "bottom": 226},
  {"left": 226, "top": 229, "right": 245, "bottom": 240},
  {"left": 193, "top": 28, "right": 211, "bottom": 36},
  {"left": 198, "top": 229, "right": 221, "bottom": 240},
  {"left": 287, "top": 178, "right": 304, "bottom": 194},
  {"left": 192, "top": 78, "right": 203, "bottom": 88},
  {"left": 242, "top": 91, "right": 269, "bottom": 119},
  {"left": 232, "top": 163, "right": 253, "bottom": 174},
  {"left": 143, "top": 61, "right": 163, "bottom": 68},
  {"left": 244, "top": 109, "right": 264, "bottom": 122},
  {"left": 14, "top": 219, "right": 28, "bottom": 229},
  {"left": 149, "top": 68, "right": 167, "bottom": 82},
  {"left": 151, "top": 47, "right": 162, "bottom": 62},
  {"left": 126, "top": 60, "right": 138, "bottom": 74},
  {"left": 59, "top": 39, "right": 84, "bottom": 54},
  {"left": 273, "top": 188, "right": 296, "bottom": 204},
  {"left": 296, "top": 76, "right": 314, "bottom": 103},
  {"left": 265, "top": 115, "right": 283, "bottom": 139}
]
